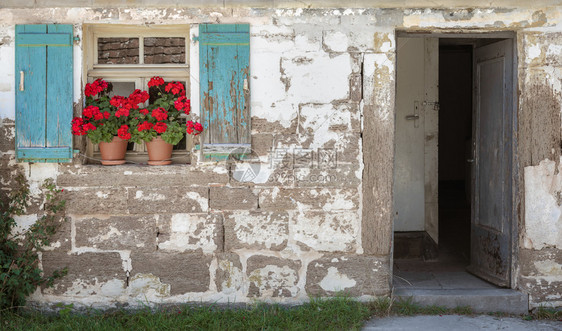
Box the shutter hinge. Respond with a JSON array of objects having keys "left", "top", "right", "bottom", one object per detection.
[{"left": 192, "top": 35, "right": 199, "bottom": 43}]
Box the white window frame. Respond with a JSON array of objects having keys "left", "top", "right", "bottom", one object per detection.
[{"left": 83, "top": 24, "right": 192, "bottom": 164}]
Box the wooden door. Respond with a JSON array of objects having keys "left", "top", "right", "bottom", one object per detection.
[{"left": 467, "top": 39, "right": 514, "bottom": 287}]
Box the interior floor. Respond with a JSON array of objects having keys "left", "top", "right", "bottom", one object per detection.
[
  {"left": 393, "top": 251, "right": 498, "bottom": 290},
  {"left": 392, "top": 169, "right": 488, "bottom": 290}
]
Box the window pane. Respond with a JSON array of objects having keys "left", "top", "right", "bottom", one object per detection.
[
  {"left": 109, "top": 81, "right": 136, "bottom": 97},
  {"left": 98, "top": 38, "right": 139, "bottom": 64},
  {"left": 144, "top": 37, "right": 186, "bottom": 64}
]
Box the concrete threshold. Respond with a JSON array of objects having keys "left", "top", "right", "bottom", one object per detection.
[{"left": 394, "top": 288, "right": 529, "bottom": 315}]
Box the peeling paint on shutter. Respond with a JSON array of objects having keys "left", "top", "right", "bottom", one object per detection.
[
  {"left": 199, "top": 24, "right": 250, "bottom": 158},
  {"left": 15, "top": 24, "right": 73, "bottom": 162}
]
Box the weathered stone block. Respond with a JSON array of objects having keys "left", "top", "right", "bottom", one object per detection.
[
  {"left": 65, "top": 188, "right": 128, "bottom": 214},
  {"left": 251, "top": 133, "right": 274, "bottom": 158},
  {"left": 128, "top": 187, "right": 208, "bottom": 213},
  {"left": 292, "top": 211, "right": 361, "bottom": 252},
  {"left": 130, "top": 252, "right": 212, "bottom": 295},
  {"left": 209, "top": 187, "right": 257, "bottom": 210},
  {"left": 224, "top": 211, "right": 289, "bottom": 251},
  {"left": 215, "top": 253, "right": 244, "bottom": 293},
  {"left": 306, "top": 255, "right": 390, "bottom": 296},
  {"left": 519, "top": 248, "right": 562, "bottom": 276},
  {"left": 41, "top": 252, "right": 125, "bottom": 296},
  {"left": 251, "top": 117, "right": 298, "bottom": 134},
  {"left": 74, "top": 215, "right": 159, "bottom": 252},
  {"left": 259, "top": 188, "right": 359, "bottom": 211},
  {"left": 247, "top": 255, "right": 301, "bottom": 298},
  {"left": 299, "top": 103, "right": 360, "bottom": 134},
  {"left": 45, "top": 216, "right": 72, "bottom": 252},
  {"left": 294, "top": 164, "right": 360, "bottom": 188},
  {"left": 158, "top": 213, "right": 223, "bottom": 253},
  {"left": 57, "top": 165, "right": 229, "bottom": 188},
  {"left": 0, "top": 123, "right": 15, "bottom": 152}
]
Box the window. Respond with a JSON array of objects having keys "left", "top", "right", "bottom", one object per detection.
[{"left": 83, "top": 24, "right": 191, "bottom": 164}]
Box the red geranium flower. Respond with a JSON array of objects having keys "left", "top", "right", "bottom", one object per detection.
[
  {"left": 153, "top": 122, "right": 167, "bottom": 134},
  {"left": 139, "top": 108, "right": 149, "bottom": 115},
  {"left": 102, "top": 111, "right": 111, "bottom": 119},
  {"left": 148, "top": 76, "right": 165, "bottom": 88},
  {"left": 165, "top": 82, "right": 185, "bottom": 95},
  {"left": 110, "top": 96, "right": 129, "bottom": 108},
  {"left": 151, "top": 107, "right": 168, "bottom": 121},
  {"left": 174, "top": 96, "right": 191, "bottom": 115},
  {"left": 82, "top": 122, "right": 97, "bottom": 132},
  {"left": 84, "top": 79, "right": 108, "bottom": 97},
  {"left": 115, "top": 107, "right": 130, "bottom": 118},
  {"left": 117, "top": 125, "right": 131, "bottom": 140},
  {"left": 82, "top": 105, "right": 99, "bottom": 119},
  {"left": 186, "top": 121, "right": 203, "bottom": 135},
  {"left": 71, "top": 117, "right": 86, "bottom": 135},
  {"left": 128, "top": 89, "right": 150, "bottom": 106},
  {"left": 137, "top": 121, "right": 154, "bottom": 131}
]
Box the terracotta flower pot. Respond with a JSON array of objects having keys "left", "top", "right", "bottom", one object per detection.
[
  {"left": 146, "top": 136, "right": 173, "bottom": 165},
  {"left": 98, "top": 136, "right": 128, "bottom": 165}
]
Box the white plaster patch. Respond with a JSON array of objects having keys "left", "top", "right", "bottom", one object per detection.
[
  {"left": 323, "top": 31, "right": 349, "bottom": 52},
  {"left": 527, "top": 43, "right": 542, "bottom": 64},
  {"left": 96, "top": 191, "right": 109, "bottom": 198},
  {"left": 218, "top": 260, "right": 243, "bottom": 294},
  {"left": 524, "top": 158, "right": 562, "bottom": 249},
  {"left": 249, "top": 265, "right": 298, "bottom": 297},
  {"left": 129, "top": 273, "right": 170, "bottom": 299},
  {"left": 231, "top": 212, "right": 287, "bottom": 249},
  {"left": 158, "top": 214, "right": 218, "bottom": 253},
  {"left": 100, "top": 278, "right": 126, "bottom": 297},
  {"left": 184, "top": 191, "right": 209, "bottom": 212},
  {"left": 13, "top": 214, "right": 38, "bottom": 234},
  {"left": 319, "top": 266, "right": 356, "bottom": 291},
  {"left": 134, "top": 190, "right": 166, "bottom": 201},
  {"left": 0, "top": 26, "right": 15, "bottom": 120},
  {"left": 292, "top": 211, "right": 360, "bottom": 252},
  {"left": 534, "top": 260, "right": 562, "bottom": 277},
  {"left": 281, "top": 52, "right": 351, "bottom": 103}
]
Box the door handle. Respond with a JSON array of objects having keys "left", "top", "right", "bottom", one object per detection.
[
  {"left": 406, "top": 101, "right": 420, "bottom": 128},
  {"left": 19, "top": 71, "right": 24, "bottom": 91},
  {"left": 467, "top": 159, "right": 475, "bottom": 163}
]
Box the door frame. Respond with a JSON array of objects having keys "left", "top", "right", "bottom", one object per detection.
[{"left": 392, "top": 30, "right": 519, "bottom": 289}]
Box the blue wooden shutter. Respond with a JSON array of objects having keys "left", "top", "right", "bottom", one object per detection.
[
  {"left": 15, "top": 24, "right": 74, "bottom": 162},
  {"left": 199, "top": 24, "right": 250, "bottom": 156}
]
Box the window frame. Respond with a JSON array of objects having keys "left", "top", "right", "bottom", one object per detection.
[{"left": 82, "top": 24, "right": 192, "bottom": 164}]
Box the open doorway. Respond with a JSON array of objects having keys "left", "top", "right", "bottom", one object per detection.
[{"left": 392, "top": 34, "right": 517, "bottom": 292}]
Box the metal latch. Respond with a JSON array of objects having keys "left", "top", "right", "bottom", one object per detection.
[{"left": 406, "top": 101, "right": 420, "bottom": 128}]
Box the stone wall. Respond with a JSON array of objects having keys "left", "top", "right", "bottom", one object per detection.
[{"left": 0, "top": 3, "right": 561, "bottom": 309}]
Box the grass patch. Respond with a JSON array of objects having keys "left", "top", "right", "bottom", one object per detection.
[
  {"left": 526, "top": 306, "right": 562, "bottom": 321},
  {"left": 1, "top": 296, "right": 371, "bottom": 331}
]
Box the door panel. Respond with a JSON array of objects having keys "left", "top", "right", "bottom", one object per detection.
[
  {"left": 468, "top": 39, "right": 513, "bottom": 287},
  {"left": 394, "top": 37, "right": 439, "bottom": 237},
  {"left": 394, "top": 38, "right": 426, "bottom": 232}
]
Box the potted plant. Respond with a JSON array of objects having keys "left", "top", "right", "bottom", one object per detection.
[
  {"left": 72, "top": 79, "right": 149, "bottom": 165},
  {"left": 130, "top": 76, "right": 203, "bottom": 165}
]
